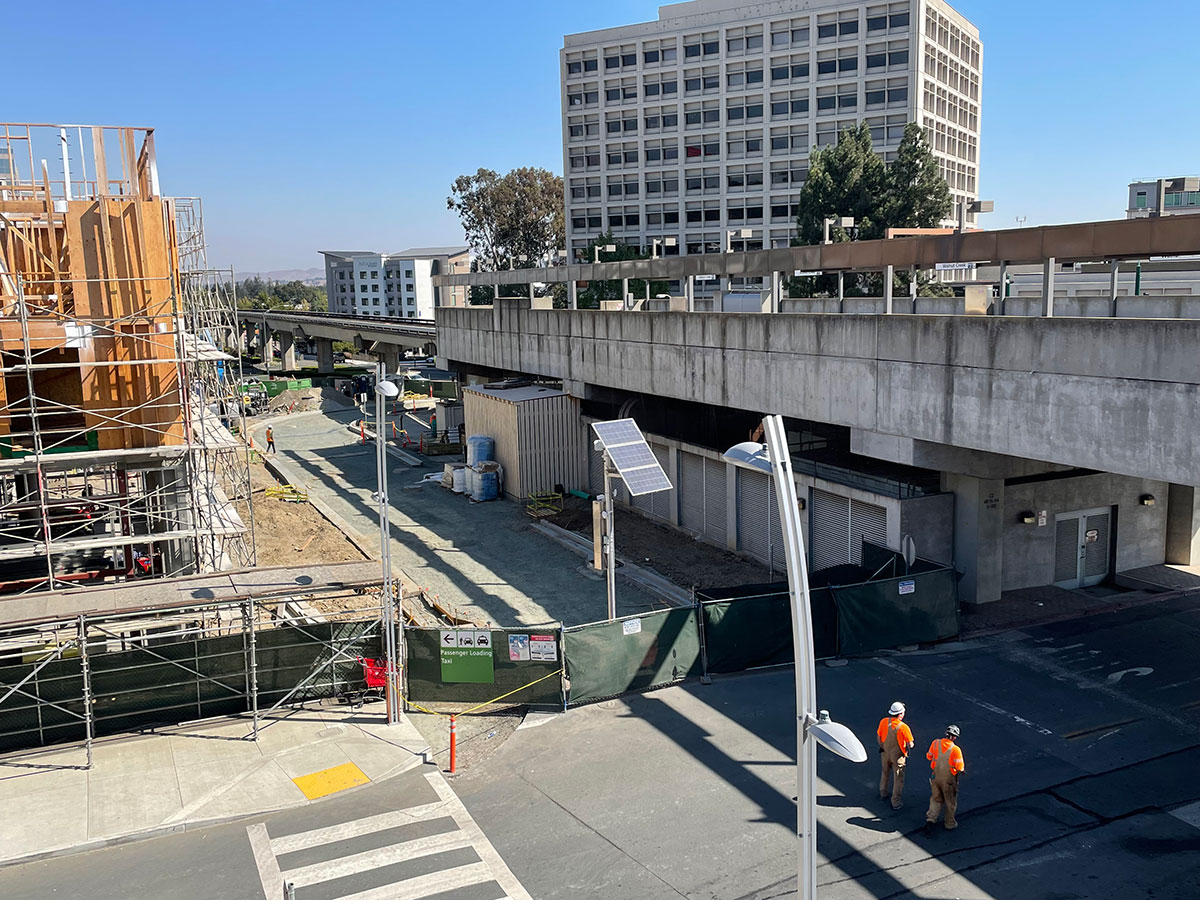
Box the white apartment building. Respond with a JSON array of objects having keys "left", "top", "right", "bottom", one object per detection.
[
  {"left": 561, "top": 0, "right": 981, "bottom": 264},
  {"left": 321, "top": 247, "right": 470, "bottom": 319}
]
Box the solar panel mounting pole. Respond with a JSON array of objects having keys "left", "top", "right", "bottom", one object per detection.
[{"left": 603, "top": 453, "right": 617, "bottom": 621}]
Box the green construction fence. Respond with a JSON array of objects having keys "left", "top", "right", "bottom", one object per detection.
[{"left": 404, "top": 627, "right": 563, "bottom": 709}]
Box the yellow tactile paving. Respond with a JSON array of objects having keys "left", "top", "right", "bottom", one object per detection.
[{"left": 291, "top": 762, "right": 371, "bottom": 800}]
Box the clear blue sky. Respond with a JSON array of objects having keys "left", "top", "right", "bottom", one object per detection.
[{"left": 7, "top": 0, "right": 1195, "bottom": 273}]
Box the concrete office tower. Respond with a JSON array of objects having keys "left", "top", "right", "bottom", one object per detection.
[
  {"left": 561, "top": 0, "right": 981, "bottom": 263},
  {"left": 1127, "top": 177, "right": 1200, "bottom": 219},
  {"left": 322, "top": 248, "right": 470, "bottom": 320}
]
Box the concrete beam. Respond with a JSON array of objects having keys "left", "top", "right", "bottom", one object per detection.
[{"left": 315, "top": 338, "right": 335, "bottom": 374}]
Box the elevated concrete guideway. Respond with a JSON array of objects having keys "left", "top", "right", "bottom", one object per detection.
[
  {"left": 236, "top": 310, "right": 437, "bottom": 371},
  {"left": 437, "top": 304, "right": 1200, "bottom": 488}
]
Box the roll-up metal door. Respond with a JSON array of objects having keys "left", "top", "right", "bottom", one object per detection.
[
  {"left": 650, "top": 444, "right": 674, "bottom": 521},
  {"left": 810, "top": 488, "right": 850, "bottom": 572},
  {"left": 1054, "top": 517, "right": 1080, "bottom": 586},
  {"left": 679, "top": 451, "right": 706, "bottom": 534},
  {"left": 849, "top": 499, "right": 887, "bottom": 565},
  {"left": 737, "top": 468, "right": 772, "bottom": 564},
  {"left": 704, "top": 458, "right": 727, "bottom": 545},
  {"left": 1082, "top": 511, "right": 1111, "bottom": 585},
  {"left": 769, "top": 485, "right": 786, "bottom": 574},
  {"left": 588, "top": 439, "right": 604, "bottom": 495}
]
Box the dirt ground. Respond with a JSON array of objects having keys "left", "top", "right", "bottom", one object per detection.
[
  {"left": 267, "top": 385, "right": 353, "bottom": 415},
  {"left": 548, "top": 496, "right": 772, "bottom": 590},
  {"left": 249, "top": 462, "right": 365, "bottom": 568}
]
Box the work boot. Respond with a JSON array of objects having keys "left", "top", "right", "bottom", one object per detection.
[
  {"left": 892, "top": 802, "right": 904, "bottom": 811},
  {"left": 923, "top": 821, "right": 934, "bottom": 836}
]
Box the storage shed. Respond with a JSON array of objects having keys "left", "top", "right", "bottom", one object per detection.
[{"left": 462, "top": 385, "right": 586, "bottom": 500}]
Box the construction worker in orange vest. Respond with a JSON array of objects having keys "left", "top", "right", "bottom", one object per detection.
[
  {"left": 925, "top": 724, "right": 966, "bottom": 833},
  {"left": 877, "top": 701, "right": 915, "bottom": 809}
]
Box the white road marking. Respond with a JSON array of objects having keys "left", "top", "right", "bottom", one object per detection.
[
  {"left": 425, "top": 772, "right": 534, "bottom": 900},
  {"left": 1106, "top": 666, "right": 1154, "bottom": 685},
  {"left": 246, "top": 823, "right": 283, "bottom": 900},
  {"left": 269, "top": 800, "right": 450, "bottom": 854},
  {"left": 1170, "top": 800, "right": 1200, "bottom": 830},
  {"left": 282, "top": 830, "right": 473, "bottom": 887},
  {"left": 335, "top": 861, "right": 502, "bottom": 900}
]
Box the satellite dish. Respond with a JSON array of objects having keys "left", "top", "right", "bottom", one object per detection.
[
  {"left": 808, "top": 712, "right": 868, "bottom": 763},
  {"left": 902, "top": 534, "right": 917, "bottom": 569}
]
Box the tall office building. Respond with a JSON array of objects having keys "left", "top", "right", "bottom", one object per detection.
[
  {"left": 561, "top": 0, "right": 981, "bottom": 264},
  {"left": 321, "top": 247, "right": 470, "bottom": 319}
]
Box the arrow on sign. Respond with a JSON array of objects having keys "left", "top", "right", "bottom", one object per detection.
[{"left": 443, "top": 633, "right": 454, "bottom": 645}]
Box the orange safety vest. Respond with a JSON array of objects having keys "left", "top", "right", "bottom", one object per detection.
[
  {"left": 926, "top": 738, "right": 965, "bottom": 775},
  {"left": 877, "top": 717, "right": 914, "bottom": 754},
  {"left": 266, "top": 427, "right": 274, "bottom": 441}
]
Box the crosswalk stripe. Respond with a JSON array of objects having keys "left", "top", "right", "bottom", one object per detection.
[
  {"left": 269, "top": 800, "right": 450, "bottom": 855},
  {"left": 281, "top": 830, "right": 474, "bottom": 887},
  {"left": 424, "top": 773, "right": 534, "bottom": 900},
  {"left": 332, "top": 860, "right": 499, "bottom": 900}
]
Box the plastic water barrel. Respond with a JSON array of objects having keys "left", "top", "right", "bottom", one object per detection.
[
  {"left": 465, "top": 466, "right": 480, "bottom": 499},
  {"left": 466, "top": 435, "right": 495, "bottom": 467},
  {"left": 452, "top": 466, "right": 467, "bottom": 493}
]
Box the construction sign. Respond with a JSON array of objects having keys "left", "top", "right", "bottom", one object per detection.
[{"left": 439, "top": 630, "right": 495, "bottom": 684}]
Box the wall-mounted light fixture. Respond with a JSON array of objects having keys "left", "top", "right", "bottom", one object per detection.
[
  {"left": 1140, "top": 494, "right": 1156, "bottom": 507},
  {"left": 1020, "top": 511, "right": 1037, "bottom": 525}
]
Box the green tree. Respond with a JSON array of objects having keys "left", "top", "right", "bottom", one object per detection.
[
  {"left": 882, "top": 123, "right": 953, "bottom": 230},
  {"left": 447, "top": 167, "right": 564, "bottom": 299},
  {"left": 795, "top": 123, "right": 888, "bottom": 246}
]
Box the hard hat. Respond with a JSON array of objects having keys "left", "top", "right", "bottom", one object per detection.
[
  {"left": 889, "top": 701, "right": 905, "bottom": 716},
  {"left": 946, "top": 724, "right": 960, "bottom": 739}
]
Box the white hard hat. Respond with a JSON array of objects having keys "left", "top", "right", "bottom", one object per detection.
[{"left": 889, "top": 701, "right": 905, "bottom": 716}]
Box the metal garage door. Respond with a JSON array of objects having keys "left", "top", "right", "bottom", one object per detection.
[
  {"left": 810, "top": 488, "right": 888, "bottom": 569},
  {"left": 650, "top": 445, "right": 674, "bottom": 521},
  {"left": 703, "top": 458, "right": 727, "bottom": 545},
  {"left": 679, "top": 451, "right": 706, "bottom": 534},
  {"left": 738, "top": 468, "right": 772, "bottom": 564}
]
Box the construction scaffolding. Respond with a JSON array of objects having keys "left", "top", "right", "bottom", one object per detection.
[{"left": 0, "top": 122, "right": 253, "bottom": 595}]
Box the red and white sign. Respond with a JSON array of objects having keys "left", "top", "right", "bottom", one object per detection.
[{"left": 529, "top": 634, "right": 558, "bottom": 662}]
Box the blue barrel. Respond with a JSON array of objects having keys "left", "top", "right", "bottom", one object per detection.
[
  {"left": 466, "top": 435, "right": 495, "bottom": 467},
  {"left": 465, "top": 466, "right": 480, "bottom": 499},
  {"left": 476, "top": 469, "right": 500, "bottom": 502}
]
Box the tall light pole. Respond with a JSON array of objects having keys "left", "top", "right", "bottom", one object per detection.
[
  {"left": 593, "top": 243, "right": 616, "bottom": 264},
  {"left": 724, "top": 415, "right": 866, "bottom": 899},
  {"left": 373, "top": 363, "right": 402, "bottom": 723},
  {"left": 823, "top": 216, "right": 855, "bottom": 245}
]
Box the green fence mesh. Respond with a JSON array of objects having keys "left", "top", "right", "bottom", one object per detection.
[
  {"left": 696, "top": 583, "right": 838, "bottom": 668},
  {"left": 405, "top": 627, "right": 562, "bottom": 708},
  {"left": 832, "top": 567, "right": 960, "bottom": 655},
  {"left": 564, "top": 608, "right": 702, "bottom": 707}
]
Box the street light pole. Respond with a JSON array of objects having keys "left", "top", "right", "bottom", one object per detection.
[
  {"left": 724, "top": 415, "right": 866, "bottom": 899},
  {"left": 374, "top": 362, "right": 402, "bottom": 723},
  {"left": 602, "top": 455, "right": 617, "bottom": 621}
]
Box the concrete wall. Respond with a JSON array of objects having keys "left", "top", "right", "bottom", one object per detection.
[
  {"left": 437, "top": 304, "right": 1200, "bottom": 486},
  {"left": 899, "top": 493, "right": 955, "bottom": 566},
  {"left": 1001, "top": 473, "right": 1168, "bottom": 591}
]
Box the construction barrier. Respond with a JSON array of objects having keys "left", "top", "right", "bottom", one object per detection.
[
  {"left": 404, "top": 627, "right": 563, "bottom": 709},
  {"left": 564, "top": 607, "right": 702, "bottom": 707},
  {"left": 831, "top": 567, "right": 960, "bottom": 656},
  {"left": 697, "top": 584, "right": 839, "bottom": 674}
]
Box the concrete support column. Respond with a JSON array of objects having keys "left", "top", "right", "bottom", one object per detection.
[
  {"left": 837, "top": 271, "right": 845, "bottom": 313},
  {"left": 621, "top": 277, "right": 629, "bottom": 310},
  {"left": 910, "top": 265, "right": 918, "bottom": 312},
  {"left": 568, "top": 280, "right": 578, "bottom": 310},
  {"left": 725, "top": 461, "right": 739, "bottom": 552},
  {"left": 262, "top": 327, "right": 275, "bottom": 369},
  {"left": 279, "top": 331, "right": 297, "bottom": 371},
  {"left": 1043, "top": 257, "right": 1056, "bottom": 317},
  {"left": 315, "top": 338, "right": 335, "bottom": 374},
  {"left": 944, "top": 474, "right": 1005, "bottom": 604},
  {"left": 667, "top": 447, "right": 681, "bottom": 527},
  {"left": 884, "top": 265, "right": 894, "bottom": 314},
  {"left": 1166, "top": 485, "right": 1200, "bottom": 566},
  {"left": 997, "top": 261, "right": 1008, "bottom": 315},
  {"left": 771, "top": 271, "right": 782, "bottom": 313},
  {"left": 686, "top": 275, "right": 695, "bottom": 313},
  {"left": 381, "top": 344, "right": 402, "bottom": 375},
  {"left": 1109, "top": 260, "right": 1120, "bottom": 317}
]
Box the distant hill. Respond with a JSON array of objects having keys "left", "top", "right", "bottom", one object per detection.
[{"left": 237, "top": 268, "right": 324, "bottom": 285}]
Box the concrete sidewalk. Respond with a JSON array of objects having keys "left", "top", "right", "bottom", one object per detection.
[{"left": 0, "top": 702, "right": 430, "bottom": 868}]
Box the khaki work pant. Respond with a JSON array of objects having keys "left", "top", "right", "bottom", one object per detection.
[
  {"left": 879, "top": 751, "right": 907, "bottom": 808},
  {"left": 926, "top": 773, "right": 959, "bottom": 829}
]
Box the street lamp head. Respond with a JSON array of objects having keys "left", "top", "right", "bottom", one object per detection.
[
  {"left": 723, "top": 441, "right": 773, "bottom": 474},
  {"left": 664, "top": 237, "right": 678, "bottom": 247},
  {"left": 808, "top": 712, "right": 868, "bottom": 763},
  {"left": 376, "top": 380, "right": 400, "bottom": 398}
]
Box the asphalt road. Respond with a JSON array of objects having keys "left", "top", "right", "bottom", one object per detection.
[
  {"left": 0, "top": 764, "right": 530, "bottom": 900},
  {"left": 452, "top": 593, "right": 1200, "bottom": 899}
]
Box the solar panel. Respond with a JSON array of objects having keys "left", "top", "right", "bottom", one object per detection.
[{"left": 591, "top": 419, "right": 673, "bottom": 496}]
